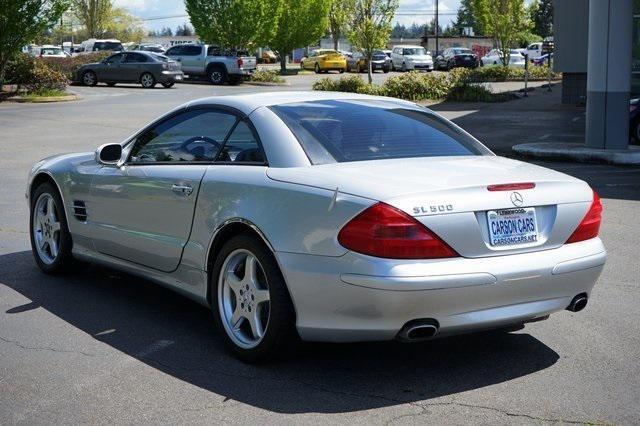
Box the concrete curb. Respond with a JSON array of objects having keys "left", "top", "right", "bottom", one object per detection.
[
  {"left": 8, "top": 94, "right": 78, "bottom": 103},
  {"left": 513, "top": 142, "right": 640, "bottom": 165},
  {"left": 245, "top": 81, "right": 289, "bottom": 87}
]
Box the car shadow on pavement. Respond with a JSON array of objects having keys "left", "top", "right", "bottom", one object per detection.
[{"left": 1, "top": 250, "right": 559, "bottom": 414}]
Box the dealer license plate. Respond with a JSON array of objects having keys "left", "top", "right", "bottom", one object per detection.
[{"left": 487, "top": 207, "right": 538, "bottom": 246}]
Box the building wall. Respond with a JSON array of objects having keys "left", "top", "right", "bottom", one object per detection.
[{"left": 553, "top": 0, "right": 589, "bottom": 103}]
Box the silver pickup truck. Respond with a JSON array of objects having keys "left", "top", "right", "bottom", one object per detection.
[{"left": 165, "top": 44, "right": 256, "bottom": 85}]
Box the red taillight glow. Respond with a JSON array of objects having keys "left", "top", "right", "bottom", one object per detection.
[
  {"left": 337, "top": 202, "right": 459, "bottom": 259},
  {"left": 566, "top": 190, "right": 602, "bottom": 243},
  {"left": 487, "top": 182, "right": 536, "bottom": 191}
]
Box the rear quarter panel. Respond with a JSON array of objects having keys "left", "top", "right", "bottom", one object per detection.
[{"left": 182, "top": 166, "right": 373, "bottom": 272}]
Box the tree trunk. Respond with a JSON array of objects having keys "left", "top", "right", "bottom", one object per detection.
[
  {"left": 367, "top": 53, "right": 373, "bottom": 84},
  {"left": 280, "top": 55, "right": 287, "bottom": 74},
  {"left": 0, "top": 58, "right": 7, "bottom": 93},
  {"left": 333, "top": 35, "right": 339, "bottom": 51}
]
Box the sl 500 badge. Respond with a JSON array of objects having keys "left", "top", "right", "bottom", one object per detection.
[{"left": 413, "top": 204, "right": 454, "bottom": 215}]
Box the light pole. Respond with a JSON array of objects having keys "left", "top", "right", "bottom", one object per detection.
[{"left": 434, "top": 0, "right": 439, "bottom": 54}]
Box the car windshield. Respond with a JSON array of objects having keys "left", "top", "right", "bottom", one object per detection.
[
  {"left": 41, "top": 48, "right": 62, "bottom": 55},
  {"left": 403, "top": 48, "right": 426, "bottom": 55},
  {"left": 372, "top": 52, "right": 387, "bottom": 59},
  {"left": 270, "top": 100, "right": 487, "bottom": 164},
  {"left": 452, "top": 48, "right": 471, "bottom": 54}
]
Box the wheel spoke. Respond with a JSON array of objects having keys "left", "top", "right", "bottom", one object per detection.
[
  {"left": 49, "top": 237, "right": 59, "bottom": 258},
  {"left": 225, "top": 270, "right": 242, "bottom": 292},
  {"left": 230, "top": 308, "right": 244, "bottom": 329},
  {"left": 247, "top": 310, "right": 264, "bottom": 339},
  {"left": 254, "top": 288, "right": 270, "bottom": 304},
  {"left": 46, "top": 197, "right": 56, "bottom": 221},
  {"left": 51, "top": 222, "right": 61, "bottom": 233},
  {"left": 244, "top": 255, "right": 258, "bottom": 284},
  {"left": 38, "top": 234, "right": 47, "bottom": 249}
]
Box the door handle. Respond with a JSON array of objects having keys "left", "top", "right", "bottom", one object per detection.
[{"left": 171, "top": 184, "right": 193, "bottom": 196}]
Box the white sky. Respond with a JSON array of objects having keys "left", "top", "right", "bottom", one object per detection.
[{"left": 113, "top": 0, "right": 464, "bottom": 33}]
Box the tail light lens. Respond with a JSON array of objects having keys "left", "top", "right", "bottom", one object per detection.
[
  {"left": 338, "top": 202, "right": 459, "bottom": 259},
  {"left": 566, "top": 190, "right": 602, "bottom": 243},
  {"left": 237, "top": 58, "right": 244, "bottom": 67}
]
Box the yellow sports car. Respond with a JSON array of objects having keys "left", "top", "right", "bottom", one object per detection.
[{"left": 300, "top": 49, "right": 347, "bottom": 73}]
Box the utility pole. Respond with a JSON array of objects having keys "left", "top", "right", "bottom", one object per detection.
[{"left": 434, "top": 0, "right": 439, "bottom": 54}]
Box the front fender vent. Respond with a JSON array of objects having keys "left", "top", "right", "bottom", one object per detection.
[{"left": 72, "top": 200, "right": 87, "bottom": 222}]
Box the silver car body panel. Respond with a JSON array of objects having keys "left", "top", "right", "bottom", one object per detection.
[{"left": 27, "top": 91, "right": 606, "bottom": 342}]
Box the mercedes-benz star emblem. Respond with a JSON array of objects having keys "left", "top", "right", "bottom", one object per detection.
[{"left": 510, "top": 192, "right": 524, "bottom": 207}]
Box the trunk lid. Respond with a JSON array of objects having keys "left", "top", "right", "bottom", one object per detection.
[
  {"left": 240, "top": 55, "right": 257, "bottom": 70},
  {"left": 267, "top": 156, "right": 593, "bottom": 258}
]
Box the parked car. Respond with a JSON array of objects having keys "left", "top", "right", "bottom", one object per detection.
[
  {"left": 300, "top": 49, "right": 347, "bottom": 73},
  {"left": 434, "top": 47, "right": 478, "bottom": 70},
  {"left": 80, "top": 39, "right": 124, "bottom": 53},
  {"left": 260, "top": 49, "right": 278, "bottom": 64},
  {"left": 525, "top": 42, "right": 544, "bottom": 60},
  {"left": 75, "top": 51, "right": 183, "bottom": 88},
  {"left": 27, "top": 91, "right": 605, "bottom": 362},
  {"left": 347, "top": 50, "right": 390, "bottom": 73},
  {"left": 31, "top": 45, "right": 69, "bottom": 58},
  {"left": 533, "top": 52, "right": 553, "bottom": 66},
  {"left": 480, "top": 49, "right": 526, "bottom": 67},
  {"left": 128, "top": 43, "right": 166, "bottom": 54},
  {"left": 390, "top": 45, "right": 433, "bottom": 72},
  {"left": 165, "top": 44, "right": 256, "bottom": 85}
]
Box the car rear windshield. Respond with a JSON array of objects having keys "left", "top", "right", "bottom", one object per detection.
[
  {"left": 269, "top": 100, "right": 487, "bottom": 164},
  {"left": 94, "top": 42, "right": 123, "bottom": 51},
  {"left": 403, "top": 48, "right": 426, "bottom": 55}
]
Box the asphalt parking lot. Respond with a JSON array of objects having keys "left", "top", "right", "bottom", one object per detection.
[{"left": 1, "top": 79, "right": 639, "bottom": 424}]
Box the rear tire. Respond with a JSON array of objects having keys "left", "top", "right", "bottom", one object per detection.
[
  {"left": 161, "top": 82, "right": 174, "bottom": 88},
  {"left": 106, "top": 82, "right": 116, "bottom": 87},
  {"left": 29, "top": 182, "right": 74, "bottom": 274},
  {"left": 208, "top": 66, "right": 227, "bottom": 85},
  {"left": 211, "top": 234, "right": 297, "bottom": 363},
  {"left": 140, "top": 72, "right": 156, "bottom": 88}
]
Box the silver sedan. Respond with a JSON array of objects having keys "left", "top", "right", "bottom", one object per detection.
[{"left": 27, "top": 92, "right": 606, "bottom": 362}]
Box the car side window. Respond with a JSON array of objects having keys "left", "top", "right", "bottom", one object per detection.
[
  {"left": 216, "top": 120, "right": 265, "bottom": 164},
  {"left": 129, "top": 109, "right": 238, "bottom": 163},
  {"left": 125, "top": 53, "right": 147, "bottom": 63},
  {"left": 166, "top": 45, "right": 183, "bottom": 55},
  {"left": 105, "top": 53, "right": 124, "bottom": 64},
  {"left": 183, "top": 45, "right": 202, "bottom": 56}
]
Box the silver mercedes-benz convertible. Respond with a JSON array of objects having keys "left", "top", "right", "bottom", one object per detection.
[{"left": 27, "top": 91, "right": 606, "bottom": 362}]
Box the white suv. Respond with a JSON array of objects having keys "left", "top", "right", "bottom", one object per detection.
[{"left": 390, "top": 45, "right": 433, "bottom": 72}]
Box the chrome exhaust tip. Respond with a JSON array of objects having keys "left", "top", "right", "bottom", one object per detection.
[
  {"left": 567, "top": 293, "right": 588, "bottom": 312},
  {"left": 398, "top": 319, "right": 439, "bottom": 341}
]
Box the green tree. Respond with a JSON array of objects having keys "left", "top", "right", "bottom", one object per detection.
[
  {"left": 72, "top": 0, "right": 112, "bottom": 38},
  {"left": 529, "top": 0, "right": 553, "bottom": 38},
  {"left": 348, "top": 0, "right": 399, "bottom": 84},
  {"left": 452, "top": 0, "right": 484, "bottom": 36},
  {"left": 185, "top": 0, "right": 283, "bottom": 50},
  {"left": 474, "top": 0, "right": 531, "bottom": 66},
  {"left": 103, "top": 7, "right": 144, "bottom": 42},
  {"left": 0, "top": 0, "right": 69, "bottom": 91},
  {"left": 271, "top": 0, "right": 331, "bottom": 73},
  {"left": 328, "top": 0, "right": 354, "bottom": 50}
]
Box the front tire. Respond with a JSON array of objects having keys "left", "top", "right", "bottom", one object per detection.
[
  {"left": 211, "top": 234, "right": 297, "bottom": 363},
  {"left": 82, "top": 70, "right": 97, "bottom": 86},
  {"left": 29, "top": 182, "right": 73, "bottom": 274}
]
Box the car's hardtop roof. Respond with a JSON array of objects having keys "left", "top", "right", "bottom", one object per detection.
[
  {"left": 186, "top": 91, "right": 419, "bottom": 115},
  {"left": 396, "top": 45, "right": 425, "bottom": 49}
]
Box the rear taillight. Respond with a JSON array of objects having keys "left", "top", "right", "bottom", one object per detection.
[
  {"left": 338, "top": 202, "right": 459, "bottom": 259},
  {"left": 237, "top": 58, "right": 243, "bottom": 67},
  {"left": 487, "top": 182, "right": 535, "bottom": 191},
  {"left": 566, "top": 190, "right": 602, "bottom": 243}
]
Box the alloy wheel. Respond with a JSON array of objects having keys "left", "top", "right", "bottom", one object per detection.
[
  {"left": 32, "top": 193, "right": 61, "bottom": 265},
  {"left": 141, "top": 73, "right": 155, "bottom": 88},
  {"left": 211, "top": 70, "right": 223, "bottom": 84},
  {"left": 218, "top": 249, "right": 271, "bottom": 349},
  {"left": 83, "top": 72, "right": 95, "bottom": 86}
]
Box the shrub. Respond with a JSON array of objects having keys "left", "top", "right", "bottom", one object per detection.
[
  {"left": 250, "top": 68, "right": 285, "bottom": 83},
  {"left": 465, "top": 65, "right": 560, "bottom": 82},
  {"left": 42, "top": 51, "right": 111, "bottom": 81},
  {"left": 383, "top": 71, "right": 452, "bottom": 100},
  {"left": 4, "top": 54, "right": 68, "bottom": 92},
  {"left": 313, "top": 74, "right": 370, "bottom": 93}
]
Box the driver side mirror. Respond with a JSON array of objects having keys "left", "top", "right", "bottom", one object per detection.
[{"left": 95, "top": 143, "right": 122, "bottom": 165}]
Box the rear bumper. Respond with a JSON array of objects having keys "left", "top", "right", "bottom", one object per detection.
[
  {"left": 276, "top": 238, "right": 606, "bottom": 342},
  {"left": 159, "top": 70, "right": 184, "bottom": 83},
  {"left": 408, "top": 63, "right": 433, "bottom": 71}
]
